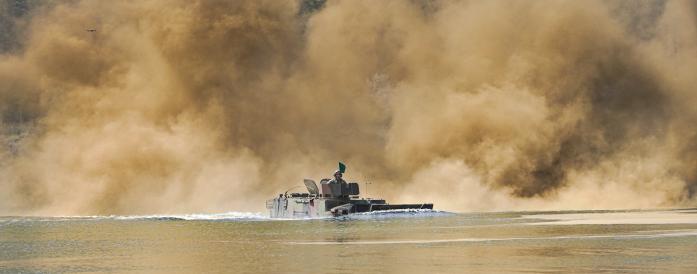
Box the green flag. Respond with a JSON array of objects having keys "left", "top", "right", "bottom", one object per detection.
[{"left": 338, "top": 162, "right": 346, "bottom": 173}]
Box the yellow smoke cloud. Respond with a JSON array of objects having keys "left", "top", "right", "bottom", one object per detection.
[{"left": 1, "top": 0, "right": 696, "bottom": 215}]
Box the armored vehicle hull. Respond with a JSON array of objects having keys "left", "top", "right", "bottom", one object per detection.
[{"left": 266, "top": 178, "right": 433, "bottom": 218}]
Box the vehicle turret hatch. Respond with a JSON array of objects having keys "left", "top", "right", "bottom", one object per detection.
[{"left": 303, "top": 179, "right": 319, "bottom": 195}]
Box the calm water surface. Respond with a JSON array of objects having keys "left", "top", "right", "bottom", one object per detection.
[{"left": 1, "top": 209, "right": 697, "bottom": 273}]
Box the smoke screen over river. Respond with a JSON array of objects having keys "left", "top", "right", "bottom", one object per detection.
[{"left": 1, "top": 0, "right": 697, "bottom": 215}]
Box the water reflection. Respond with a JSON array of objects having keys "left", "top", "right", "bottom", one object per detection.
[{"left": 1, "top": 209, "right": 696, "bottom": 273}]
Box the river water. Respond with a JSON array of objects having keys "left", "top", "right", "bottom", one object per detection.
[{"left": 2, "top": 209, "right": 696, "bottom": 273}]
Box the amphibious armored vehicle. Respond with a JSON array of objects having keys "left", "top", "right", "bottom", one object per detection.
[{"left": 266, "top": 163, "right": 433, "bottom": 218}]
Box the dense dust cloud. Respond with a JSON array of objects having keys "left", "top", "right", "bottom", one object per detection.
[{"left": 1, "top": 0, "right": 696, "bottom": 214}]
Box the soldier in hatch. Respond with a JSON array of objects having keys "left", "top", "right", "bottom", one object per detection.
[
  {"left": 329, "top": 169, "right": 346, "bottom": 185},
  {"left": 323, "top": 163, "right": 348, "bottom": 197}
]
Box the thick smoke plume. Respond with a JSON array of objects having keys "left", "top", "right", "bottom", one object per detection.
[{"left": 1, "top": 0, "right": 696, "bottom": 215}]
